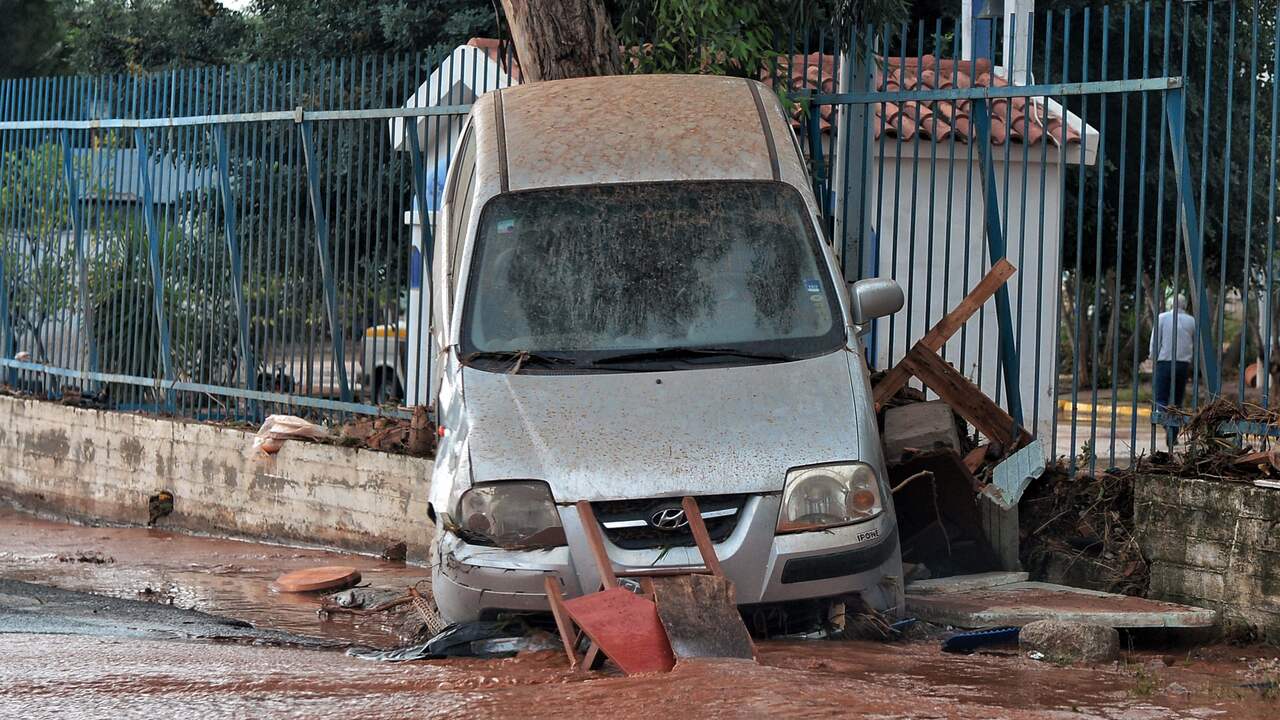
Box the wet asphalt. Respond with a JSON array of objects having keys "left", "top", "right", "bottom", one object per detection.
[{"left": 0, "top": 578, "right": 342, "bottom": 648}]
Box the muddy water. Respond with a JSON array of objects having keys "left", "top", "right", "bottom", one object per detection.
[
  {"left": 2, "top": 633, "right": 1277, "bottom": 719},
  {"left": 0, "top": 508, "right": 425, "bottom": 646},
  {"left": 2, "top": 508, "right": 1277, "bottom": 718}
]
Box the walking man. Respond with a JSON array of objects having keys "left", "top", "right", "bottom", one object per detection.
[{"left": 1150, "top": 297, "right": 1195, "bottom": 449}]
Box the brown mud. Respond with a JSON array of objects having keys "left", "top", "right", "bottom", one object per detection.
[
  {"left": 1, "top": 507, "right": 1277, "bottom": 718},
  {"left": 0, "top": 507, "right": 423, "bottom": 646}
]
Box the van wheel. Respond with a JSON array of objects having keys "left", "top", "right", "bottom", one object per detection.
[{"left": 371, "top": 369, "right": 402, "bottom": 405}]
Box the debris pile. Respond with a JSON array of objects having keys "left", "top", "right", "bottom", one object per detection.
[
  {"left": 251, "top": 406, "right": 436, "bottom": 457},
  {"left": 1018, "top": 465, "right": 1148, "bottom": 596},
  {"left": 872, "top": 258, "right": 1038, "bottom": 580},
  {"left": 335, "top": 406, "right": 435, "bottom": 457},
  {"left": 1021, "top": 399, "right": 1280, "bottom": 597},
  {"left": 1163, "top": 399, "right": 1280, "bottom": 488}
]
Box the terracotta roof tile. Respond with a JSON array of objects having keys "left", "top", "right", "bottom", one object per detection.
[{"left": 767, "top": 52, "right": 1081, "bottom": 148}]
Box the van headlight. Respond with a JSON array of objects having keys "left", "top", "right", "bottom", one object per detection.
[
  {"left": 777, "top": 463, "right": 883, "bottom": 533},
  {"left": 455, "top": 481, "right": 566, "bottom": 548}
]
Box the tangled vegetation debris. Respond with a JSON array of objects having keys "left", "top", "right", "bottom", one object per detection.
[
  {"left": 1022, "top": 399, "right": 1280, "bottom": 598},
  {"left": 1019, "top": 464, "right": 1148, "bottom": 597}
]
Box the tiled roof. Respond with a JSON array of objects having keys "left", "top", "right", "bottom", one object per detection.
[{"left": 771, "top": 52, "right": 1082, "bottom": 147}]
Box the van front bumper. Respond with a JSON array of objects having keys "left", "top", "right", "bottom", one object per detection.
[{"left": 432, "top": 493, "right": 903, "bottom": 623}]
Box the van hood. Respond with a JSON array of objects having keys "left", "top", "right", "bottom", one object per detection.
[{"left": 460, "top": 350, "right": 867, "bottom": 502}]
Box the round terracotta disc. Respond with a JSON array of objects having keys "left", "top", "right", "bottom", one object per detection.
[{"left": 271, "top": 565, "right": 361, "bottom": 593}]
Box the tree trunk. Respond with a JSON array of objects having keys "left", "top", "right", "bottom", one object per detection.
[{"left": 500, "top": 0, "right": 622, "bottom": 82}]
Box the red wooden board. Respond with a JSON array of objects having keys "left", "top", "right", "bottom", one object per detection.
[{"left": 563, "top": 588, "right": 675, "bottom": 674}]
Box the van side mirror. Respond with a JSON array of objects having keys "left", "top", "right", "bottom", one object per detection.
[{"left": 847, "top": 278, "right": 904, "bottom": 325}]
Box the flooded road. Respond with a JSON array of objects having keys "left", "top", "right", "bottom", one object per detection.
[
  {"left": 0, "top": 507, "right": 424, "bottom": 646},
  {"left": 1, "top": 507, "right": 1277, "bottom": 718}
]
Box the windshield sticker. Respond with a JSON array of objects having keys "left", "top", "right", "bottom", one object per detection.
[
  {"left": 804, "top": 278, "right": 821, "bottom": 293},
  {"left": 496, "top": 218, "right": 516, "bottom": 234}
]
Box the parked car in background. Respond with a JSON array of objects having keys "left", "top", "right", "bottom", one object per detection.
[
  {"left": 359, "top": 319, "right": 406, "bottom": 404},
  {"left": 426, "top": 74, "right": 906, "bottom": 626}
]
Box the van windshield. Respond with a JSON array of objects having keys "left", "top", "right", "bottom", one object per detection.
[{"left": 460, "top": 181, "right": 845, "bottom": 372}]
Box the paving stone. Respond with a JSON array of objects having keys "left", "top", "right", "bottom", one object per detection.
[{"left": 1019, "top": 619, "right": 1119, "bottom": 664}]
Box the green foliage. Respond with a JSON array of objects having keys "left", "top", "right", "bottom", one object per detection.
[
  {"left": 67, "top": 0, "right": 251, "bottom": 74},
  {"left": 56, "top": 0, "right": 499, "bottom": 75},
  {"left": 248, "top": 0, "right": 497, "bottom": 61},
  {"left": 618, "top": 0, "right": 779, "bottom": 77},
  {"left": 615, "top": 0, "right": 909, "bottom": 77},
  {"left": 0, "top": 0, "right": 72, "bottom": 78}
]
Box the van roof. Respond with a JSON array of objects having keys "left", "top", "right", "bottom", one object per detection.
[{"left": 471, "top": 74, "right": 810, "bottom": 193}]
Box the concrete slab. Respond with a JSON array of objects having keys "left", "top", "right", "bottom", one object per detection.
[
  {"left": 906, "top": 571, "right": 1029, "bottom": 595},
  {"left": 906, "top": 581, "right": 1217, "bottom": 629},
  {"left": 882, "top": 401, "right": 961, "bottom": 464}
]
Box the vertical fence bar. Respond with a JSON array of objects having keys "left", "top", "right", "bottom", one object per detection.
[
  {"left": 133, "top": 128, "right": 176, "bottom": 411},
  {"left": 1087, "top": 6, "right": 1111, "bottom": 473},
  {"left": 972, "top": 97, "right": 1023, "bottom": 428},
  {"left": 59, "top": 127, "right": 99, "bottom": 385},
  {"left": 0, "top": 81, "right": 16, "bottom": 386},
  {"left": 1265, "top": 5, "right": 1280, "bottom": 410},
  {"left": 1130, "top": 1, "right": 1153, "bottom": 453},
  {"left": 215, "top": 123, "right": 258, "bottom": 417},
  {"left": 1217, "top": 3, "right": 1236, "bottom": 411},
  {"left": 297, "top": 119, "right": 351, "bottom": 403},
  {"left": 1164, "top": 86, "right": 1221, "bottom": 397}
]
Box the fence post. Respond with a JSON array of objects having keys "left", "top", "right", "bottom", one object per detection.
[
  {"left": 59, "top": 129, "right": 100, "bottom": 388},
  {"left": 971, "top": 97, "right": 1024, "bottom": 428},
  {"left": 214, "top": 124, "right": 259, "bottom": 418},
  {"left": 1164, "top": 87, "right": 1221, "bottom": 396},
  {"left": 833, "top": 31, "right": 872, "bottom": 283},
  {"left": 133, "top": 128, "right": 177, "bottom": 412},
  {"left": 0, "top": 247, "right": 11, "bottom": 387},
  {"left": 405, "top": 121, "right": 432, "bottom": 406},
  {"left": 297, "top": 119, "right": 352, "bottom": 403},
  {"left": 0, "top": 83, "right": 13, "bottom": 387}
]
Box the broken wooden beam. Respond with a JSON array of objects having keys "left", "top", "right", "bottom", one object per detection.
[
  {"left": 897, "top": 345, "right": 1030, "bottom": 450},
  {"left": 874, "top": 258, "right": 1017, "bottom": 410}
]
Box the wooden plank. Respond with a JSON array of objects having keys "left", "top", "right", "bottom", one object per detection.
[
  {"left": 575, "top": 500, "right": 618, "bottom": 587},
  {"left": 874, "top": 259, "right": 1017, "bottom": 408},
  {"left": 899, "top": 346, "right": 1024, "bottom": 449},
  {"left": 963, "top": 444, "right": 992, "bottom": 474},
  {"left": 544, "top": 575, "right": 580, "bottom": 670},
  {"left": 651, "top": 574, "right": 755, "bottom": 661},
  {"left": 563, "top": 587, "right": 676, "bottom": 674},
  {"left": 582, "top": 642, "right": 603, "bottom": 671},
  {"left": 682, "top": 496, "right": 724, "bottom": 577}
]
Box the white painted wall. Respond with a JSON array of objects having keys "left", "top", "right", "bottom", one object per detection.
[{"left": 866, "top": 143, "right": 1068, "bottom": 439}]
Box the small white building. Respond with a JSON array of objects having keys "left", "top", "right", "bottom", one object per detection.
[
  {"left": 859, "top": 57, "right": 1098, "bottom": 440},
  {"left": 390, "top": 39, "right": 519, "bottom": 405}
]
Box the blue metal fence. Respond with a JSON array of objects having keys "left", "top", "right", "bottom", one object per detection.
[
  {"left": 0, "top": 2, "right": 1275, "bottom": 472},
  {"left": 0, "top": 46, "right": 516, "bottom": 421},
  {"left": 792, "top": 1, "right": 1275, "bottom": 473}
]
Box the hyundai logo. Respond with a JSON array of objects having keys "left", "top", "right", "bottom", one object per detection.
[{"left": 648, "top": 507, "right": 690, "bottom": 530}]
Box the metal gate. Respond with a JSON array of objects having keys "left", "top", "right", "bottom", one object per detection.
[{"left": 792, "top": 2, "right": 1260, "bottom": 474}]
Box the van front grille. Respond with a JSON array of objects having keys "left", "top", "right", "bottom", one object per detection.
[{"left": 590, "top": 494, "right": 746, "bottom": 550}]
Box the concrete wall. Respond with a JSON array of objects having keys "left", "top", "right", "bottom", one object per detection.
[
  {"left": 0, "top": 395, "right": 435, "bottom": 560},
  {"left": 1136, "top": 474, "right": 1280, "bottom": 639}
]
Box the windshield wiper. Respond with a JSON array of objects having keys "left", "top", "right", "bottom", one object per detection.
[
  {"left": 461, "top": 350, "right": 576, "bottom": 370},
  {"left": 591, "top": 346, "right": 793, "bottom": 366}
]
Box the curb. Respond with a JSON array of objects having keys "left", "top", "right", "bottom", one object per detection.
[{"left": 1057, "top": 399, "right": 1152, "bottom": 420}]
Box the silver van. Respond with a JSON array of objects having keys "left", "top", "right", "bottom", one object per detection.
[{"left": 427, "top": 74, "right": 906, "bottom": 624}]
